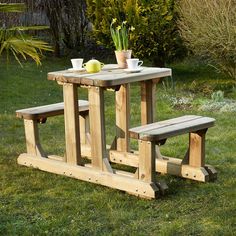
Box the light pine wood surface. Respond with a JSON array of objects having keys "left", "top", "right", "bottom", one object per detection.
[{"left": 16, "top": 65, "right": 217, "bottom": 199}]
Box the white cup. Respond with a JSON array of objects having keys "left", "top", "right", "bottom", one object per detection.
[
  {"left": 126, "top": 58, "right": 143, "bottom": 70},
  {"left": 71, "top": 58, "right": 83, "bottom": 69}
]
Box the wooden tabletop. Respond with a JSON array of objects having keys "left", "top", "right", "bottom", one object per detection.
[{"left": 48, "top": 64, "right": 172, "bottom": 87}]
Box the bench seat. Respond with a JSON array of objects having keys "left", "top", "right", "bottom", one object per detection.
[
  {"left": 16, "top": 100, "right": 89, "bottom": 121},
  {"left": 129, "top": 115, "right": 215, "bottom": 142},
  {"left": 129, "top": 115, "right": 217, "bottom": 183}
]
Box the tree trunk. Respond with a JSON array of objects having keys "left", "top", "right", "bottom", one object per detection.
[{"left": 38, "top": 0, "right": 88, "bottom": 55}]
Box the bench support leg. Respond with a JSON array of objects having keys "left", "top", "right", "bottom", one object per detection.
[
  {"left": 138, "top": 140, "right": 155, "bottom": 182},
  {"left": 188, "top": 130, "right": 217, "bottom": 180},
  {"left": 189, "top": 130, "right": 206, "bottom": 167},
  {"left": 24, "top": 119, "right": 46, "bottom": 157},
  {"left": 138, "top": 140, "right": 168, "bottom": 195}
]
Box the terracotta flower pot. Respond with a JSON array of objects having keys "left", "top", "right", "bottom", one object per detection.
[{"left": 115, "top": 50, "right": 132, "bottom": 68}]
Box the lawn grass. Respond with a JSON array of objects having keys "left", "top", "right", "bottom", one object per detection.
[{"left": 0, "top": 57, "right": 235, "bottom": 235}]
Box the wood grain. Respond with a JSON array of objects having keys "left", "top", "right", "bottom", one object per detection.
[
  {"left": 24, "top": 119, "right": 46, "bottom": 157},
  {"left": 116, "top": 84, "right": 130, "bottom": 152},
  {"left": 88, "top": 86, "right": 107, "bottom": 170},
  {"left": 48, "top": 67, "right": 172, "bottom": 87},
  {"left": 130, "top": 116, "right": 215, "bottom": 141},
  {"left": 63, "top": 83, "right": 81, "bottom": 165},
  {"left": 16, "top": 100, "right": 89, "bottom": 120},
  {"left": 141, "top": 80, "right": 156, "bottom": 124},
  {"left": 109, "top": 150, "right": 212, "bottom": 182},
  {"left": 18, "top": 154, "right": 159, "bottom": 199},
  {"left": 189, "top": 131, "right": 206, "bottom": 167},
  {"left": 138, "top": 140, "right": 156, "bottom": 182}
]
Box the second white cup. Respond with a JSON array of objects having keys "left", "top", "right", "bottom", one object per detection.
[
  {"left": 126, "top": 58, "right": 143, "bottom": 70},
  {"left": 71, "top": 58, "right": 83, "bottom": 69}
]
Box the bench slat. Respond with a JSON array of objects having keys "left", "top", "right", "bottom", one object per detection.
[
  {"left": 130, "top": 115, "right": 201, "bottom": 134},
  {"left": 16, "top": 100, "right": 89, "bottom": 120},
  {"left": 129, "top": 116, "right": 215, "bottom": 141}
]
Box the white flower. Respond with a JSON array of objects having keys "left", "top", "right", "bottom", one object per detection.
[
  {"left": 130, "top": 26, "right": 135, "bottom": 31},
  {"left": 111, "top": 18, "right": 117, "bottom": 24}
]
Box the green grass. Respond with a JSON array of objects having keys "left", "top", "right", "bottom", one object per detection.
[{"left": 0, "top": 57, "right": 235, "bottom": 235}]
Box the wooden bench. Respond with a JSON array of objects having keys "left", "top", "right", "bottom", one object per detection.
[
  {"left": 16, "top": 100, "right": 89, "bottom": 158},
  {"left": 129, "top": 115, "right": 217, "bottom": 182}
]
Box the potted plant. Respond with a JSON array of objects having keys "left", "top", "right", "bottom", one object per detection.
[{"left": 110, "top": 18, "right": 134, "bottom": 68}]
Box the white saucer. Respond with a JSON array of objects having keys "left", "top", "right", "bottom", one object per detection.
[
  {"left": 68, "top": 68, "right": 85, "bottom": 72},
  {"left": 124, "top": 67, "right": 143, "bottom": 73}
]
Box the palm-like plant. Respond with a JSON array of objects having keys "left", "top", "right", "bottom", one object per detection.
[{"left": 0, "top": 3, "right": 52, "bottom": 65}]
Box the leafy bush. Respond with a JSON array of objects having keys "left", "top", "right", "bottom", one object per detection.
[
  {"left": 0, "top": 3, "right": 52, "bottom": 65},
  {"left": 178, "top": 0, "right": 236, "bottom": 80},
  {"left": 211, "top": 90, "right": 224, "bottom": 102},
  {"left": 86, "top": 0, "right": 184, "bottom": 66}
]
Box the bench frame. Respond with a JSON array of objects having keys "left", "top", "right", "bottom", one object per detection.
[
  {"left": 16, "top": 101, "right": 90, "bottom": 160},
  {"left": 127, "top": 115, "right": 217, "bottom": 182}
]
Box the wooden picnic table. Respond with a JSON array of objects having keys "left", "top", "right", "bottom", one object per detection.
[
  {"left": 52, "top": 65, "right": 171, "bottom": 198},
  {"left": 47, "top": 65, "right": 171, "bottom": 164},
  {"left": 17, "top": 64, "right": 217, "bottom": 199}
]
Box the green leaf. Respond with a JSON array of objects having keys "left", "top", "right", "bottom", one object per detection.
[
  {"left": 0, "top": 3, "right": 26, "bottom": 13},
  {"left": 9, "top": 26, "right": 50, "bottom": 31},
  {"left": 0, "top": 28, "right": 52, "bottom": 66},
  {"left": 165, "top": 15, "right": 173, "bottom": 21}
]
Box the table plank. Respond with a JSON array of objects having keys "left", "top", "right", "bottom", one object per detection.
[{"left": 48, "top": 67, "right": 172, "bottom": 87}]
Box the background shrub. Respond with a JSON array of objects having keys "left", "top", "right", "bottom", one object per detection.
[
  {"left": 178, "top": 0, "right": 236, "bottom": 80},
  {"left": 86, "top": 0, "right": 185, "bottom": 66}
]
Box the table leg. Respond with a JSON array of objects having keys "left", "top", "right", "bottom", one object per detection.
[
  {"left": 140, "top": 79, "right": 164, "bottom": 159},
  {"left": 89, "top": 86, "right": 111, "bottom": 171},
  {"left": 63, "top": 83, "right": 81, "bottom": 165},
  {"left": 116, "top": 84, "right": 130, "bottom": 152},
  {"left": 141, "top": 80, "right": 156, "bottom": 124},
  {"left": 139, "top": 80, "right": 156, "bottom": 181}
]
